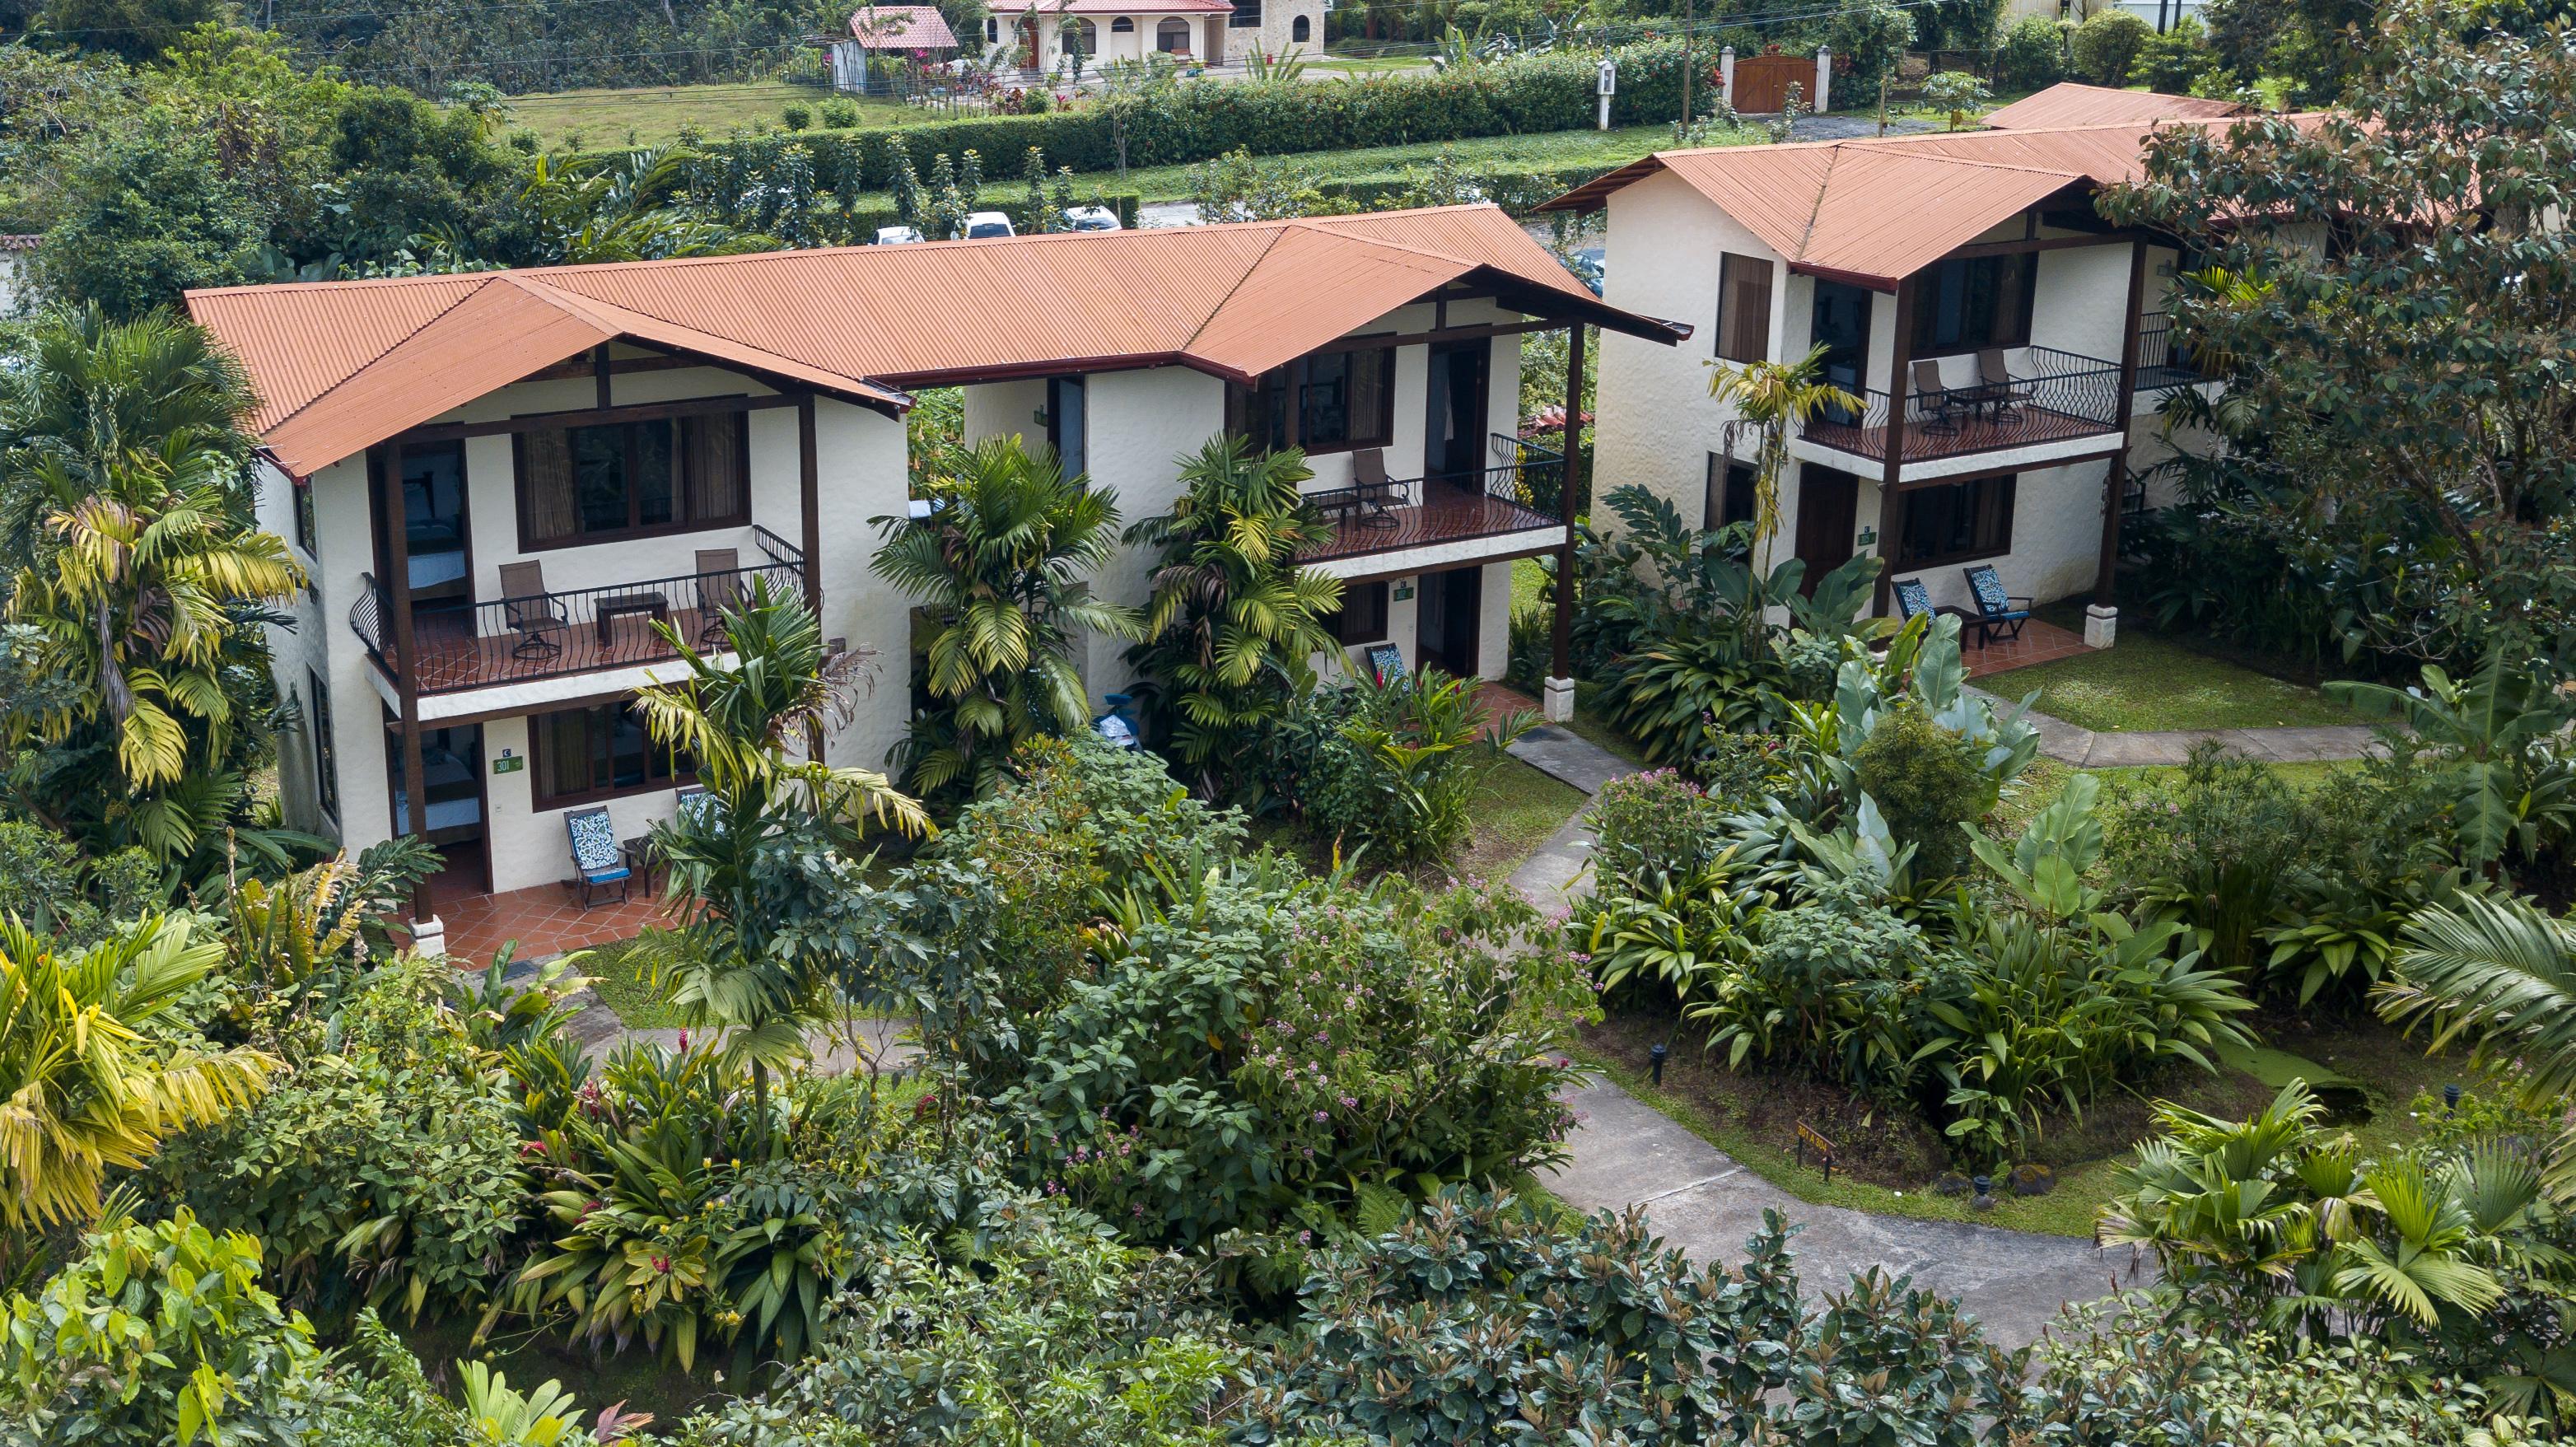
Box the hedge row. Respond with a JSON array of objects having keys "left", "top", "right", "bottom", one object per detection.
[{"left": 698, "top": 39, "right": 1719, "bottom": 192}]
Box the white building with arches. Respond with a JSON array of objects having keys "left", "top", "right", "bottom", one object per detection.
[{"left": 982, "top": 0, "right": 1321, "bottom": 72}]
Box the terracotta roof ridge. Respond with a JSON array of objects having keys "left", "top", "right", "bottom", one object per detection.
[
  {"left": 256, "top": 274, "right": 509, "bottom": 438},
  {"left": 1181, "top": 226, "right": 1298, "bottom": 357},
  {"left": 1788, "top": 146, "right": 1840, "bottom": 263}
]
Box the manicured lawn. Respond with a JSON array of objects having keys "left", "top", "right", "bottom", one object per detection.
[
  {"left": 1984, "top": 630, "right": 2358, "bottom": 732},
  {"left": 571, "top": 928, "right": 686, "bottom": 1028},
  {"left": 1456, "top": 753, "right": 1587, "bottom": 885},
  {"left": 502, "top": 82, "right": 914, "bottom": 151}
]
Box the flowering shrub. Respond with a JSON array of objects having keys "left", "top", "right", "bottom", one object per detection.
[{"left": 1590, "top": 768, "right": 1737, "bottom": 879}]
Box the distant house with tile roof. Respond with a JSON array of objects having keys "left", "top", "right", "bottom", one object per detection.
[
  {"left": 825, "top": 5, "right": 959, "bottom": 91},
  {"left": 981, "top": 0, "right": 1322, "bottom": 72}
]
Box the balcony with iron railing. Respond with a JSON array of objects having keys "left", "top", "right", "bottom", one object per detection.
[
  {"left": 1301, "top": 435, "right": 1566, "bottom": 564},
  {"left": 1802, "top": 345, "right": 2126, "bottom": 466},
  {"left": 2135, "top": 312, "right": 2203, "bottom": 391},
  {"left": 350, "top": 526, "right": 806, "bottom": 695}
]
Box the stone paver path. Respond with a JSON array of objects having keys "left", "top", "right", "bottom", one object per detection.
[{"left": 1505, "top": 721, "right": 2148, "bottom": 1348}]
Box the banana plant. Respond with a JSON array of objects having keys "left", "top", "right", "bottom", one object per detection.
[{"left": 1962, "top": 771, "right": 2107, "bottom": 923}]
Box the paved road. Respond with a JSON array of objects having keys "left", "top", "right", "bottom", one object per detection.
[{"left": 1967, "top": 687, "right": 2381, "bottom": 766}]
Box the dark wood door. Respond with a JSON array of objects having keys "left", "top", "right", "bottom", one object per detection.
[
  {"left": 1792, "top": 464, "right": 1859, "bottom": 596},
  {"left": 1415, "top": 566, "right": 1482, "bottom": 676},
  {"left": 1424, "top": 340, "right": 1490, "bottom": 485}
]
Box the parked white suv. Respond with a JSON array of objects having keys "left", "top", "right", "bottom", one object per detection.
[
  {"left": 1062, "top": 205, "right": 1122, "bottom": 232},
  {"left": 964, "top": 211, "right": 1016, "bottom": 239}
]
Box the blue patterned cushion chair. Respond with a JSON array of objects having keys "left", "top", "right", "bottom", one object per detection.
[
  {"left": 1892, "top": 576, "right": 1936, "bottom": 623},
  {"left": 1961, "top": 564, "right": 2033, "bottom": 646},
  {"left": 563, "top": 805, "right": 631, "bottom": 908}
]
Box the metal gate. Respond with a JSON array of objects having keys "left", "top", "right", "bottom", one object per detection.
[{"left": 1730, "top": 53, "right": 1813, "bottom": 114}]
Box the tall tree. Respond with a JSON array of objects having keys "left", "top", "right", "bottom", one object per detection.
[
  {"left": 870, "top": 435, "right": 1139, "bottom": 799},
  {"left": 629, "top": 581, "right": 929, "bottom": 1142},
  {"left": 2102, "top": 2, "right": 2576, "bottom": 671},
  {"left": 1, "top": 306, "right": 306, "bottom": 867},
  {"left": 0, "top": 913, "right": 275, "bottom": 1235},
  {"left": 1123, "top": 436, "right": 1342, "bottom": 800}
]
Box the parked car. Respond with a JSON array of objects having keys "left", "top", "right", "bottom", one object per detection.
[
  {"left": 1062, "top": 205, "right": 1122, "bottom": 232},
  {"left": 965, "top": 211, "right": 1016, "bottom": 239},
  {"left": 874, "top": 225, "right": 926, "bottom": 245}
]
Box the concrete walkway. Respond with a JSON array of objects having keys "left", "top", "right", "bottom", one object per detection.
[
  {"left": 1505, "top": 721, "right": 2144, "bottom": 1347},
  {"left": 1968, "top": 687, "right": 2381, "bottom": 767}
]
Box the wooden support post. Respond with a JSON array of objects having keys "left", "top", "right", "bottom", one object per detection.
[
  {"left": 377, "top": 445, "right": 436, "bottom": 926},
  {"left": 592, "top": 344, "right": 614, "bottom": 412},
  {"left": 1547, "top": 323, "right": 1585, "bottom": 721},
  {"left": 1871, "top": 278, "right": 1918, "bottom": 618},
  {"left": 797, "top": 394, "right": 827, "bottom": 759},
  {"left": 2094, "top": 236, "right": 2153, "bottom": 609}
]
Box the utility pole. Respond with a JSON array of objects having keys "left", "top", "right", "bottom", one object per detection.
[
  {"left": 1876, "top": 72, "right": 1888, "bottom": 135},
  {"left": 1679, "top": 0, "right": 1693, "bottom": 130}
]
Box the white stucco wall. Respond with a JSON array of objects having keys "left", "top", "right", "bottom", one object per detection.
[{"left": 279, "top": 355, "right": 910, "bottom": 897}]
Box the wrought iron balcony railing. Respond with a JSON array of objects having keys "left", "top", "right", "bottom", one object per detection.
[
  {"left": 1303, "top": 436, "right": 1566, "bottom": 563},
  {"left": 2135, "top": 312, "right": 2204, "bottom": 391},
  {"left": 1803, "top": 345, "right": 2126, "bottom": 464},
  {"left": 351, "top": 526, "right": 806, "bottom": 695}
]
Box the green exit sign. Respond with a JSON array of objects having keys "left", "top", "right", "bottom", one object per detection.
[{"left": 492, "top": 754, "right": 524, "bottom": 775}]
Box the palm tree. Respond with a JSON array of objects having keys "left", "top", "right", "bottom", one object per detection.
[
  {"left": 1708, "top": 344, "right": 1864, "bottom": 572},
  {"left": 2380, "top": 894, "right": 2576, "bottom": 1195},
  {"left": 870, "top": 435, "right": 1140, "bottom": 797},
  {"left": 1123, "top": 436, "right": 1343, "bottom": 799},
  {"left": 1, "top": 306, "right": 306, "bottom": 865},
  {"left": 628, "top": 581, "right": 929, "bottom": 1143},
  {"left": 0, "top": 913, "right": 276, "bottom": 1233}
]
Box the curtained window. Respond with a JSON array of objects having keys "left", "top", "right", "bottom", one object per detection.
[
  {"left": 532, "top": 699, "right": 696, "bottom": 808},
  {"left": 1715, "top": 253, "right": 1774, "bottom": 363},
  {"left": 1897, "top": 475, "right": 2017, "bottom": 566},
  {"left": 306, "top": 666, "right": 338, "bottom": 822},
  {"left": 516, "top": 411, "right": 749, "bottom": 548},
  {"left": 1910, "top": 254, "right": 2036, "bottom": 357},
  {"left": 1328, "top": 580, "right": 1389, "bottom": 645},
  {"left": 1230, "top": 348, "right": 1394, "bottom": 455}
]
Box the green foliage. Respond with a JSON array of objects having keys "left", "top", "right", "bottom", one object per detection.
[
  {"left": 2328, "top": 656, "right": 2576, "bottom": 873},
  {"left": 1823, "top": 2, "right": 1916, "bottom": 92},
  {"left": 1264, "top": 669, "right": 1536, "bottom": 866},
  {"left": 2105, "top": 10, "right": 2576, "bottom": 674},
  {"left": 2378, "top": 894, "right": 2576, "bottom": 1119},
  {"left": 2068, "top": 8, "right": 2152, "bottom": 85},
  {"left": 1850, "top": 699, "right": 1992, "bottom": 880},
  {"left": 2133, "top": 15, "right": 2216, "bottom": 92},
  {"left": 0, "top": 817, "right": 154, "bottom": 945},
  {"left": 1589, "top": 768, "right": 1746, "bottom": 880},
  {"left": 1920, "top": 69, "right": 1990, "bottom": 131},
  {"left": 0, "top": 1209, "right": 327, "bottom": 1446},
  {"left": 156, "top": 956, "right": 530, "bottom": 1328},
  {"left": 0, "top": 913, "right": 273, "bottom": 1233},
  {"left": 1186, "top": 145, "right": 1328, "bottom": 222},
  {"left": 669, "top": 1203, "right": 1238, "bottom": 1447},
  {"left": 875, "top": 436, "right": 1140, "bottom": 801},
  {"left": 1995, "top": 14, "right": 2068, "bottom": 91},
  {"left": 1122, "top": 436, "right": 1342, "bottom": 801}
]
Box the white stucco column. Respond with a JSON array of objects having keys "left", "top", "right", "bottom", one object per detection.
[
  {"left": 1543, "top": 675, "right": 1575, "bottom": 722},
  {"left": 1813, "top": 48, "right": 1832, "bottom": 113},
  {"left": 1720, "top": 46, "right": 1735, "bottom": 110},
  {"left": 2084, "top": 604, "right": 2119, "bottom": 648}
]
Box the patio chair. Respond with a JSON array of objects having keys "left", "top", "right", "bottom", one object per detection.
[
  {"left": 694, "top": 548, "right": 740, "bottom": 646},
  {"left": 1892, "top": 576, "right": 1936, "bottom": 623},
  {"left": 562, "top": 805, "right": 632, "bottom": 909},
  {"left": 674, "top": 782, "right": 721, "bottom": 834},
  {"left": 1911, "top": 359, "right": 1967, "bottom": 436},
  {"left": 1961, "top": 563, "right": 2034, "bottom": 647},
  {"left": 1976, "top": 349, "right": 2032, "bottom": 421},
  {"left": 1351, "top": 447, "right": 1400, "bottom": 530},
  {"left": 498, "top": 560, "right": 570, "bottom": 661}
]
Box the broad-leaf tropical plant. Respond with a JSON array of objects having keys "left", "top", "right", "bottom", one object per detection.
[
  {"left": 872, "top": 435, "right": 1140, "bottom": 798},
  {"left": 2326, "top": 654, "right": 2576, "bottom": 871}
]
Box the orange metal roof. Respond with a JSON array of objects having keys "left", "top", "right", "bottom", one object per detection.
[
  {"left": 187, "top": 205, "right": 1682, "bottom": 478},
  {"left": 1981, "top": 82, "right": 2250, "bottom": 132},
  {"left": 1535, "top": 115, "right": 2293, "bottom": 287}
]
